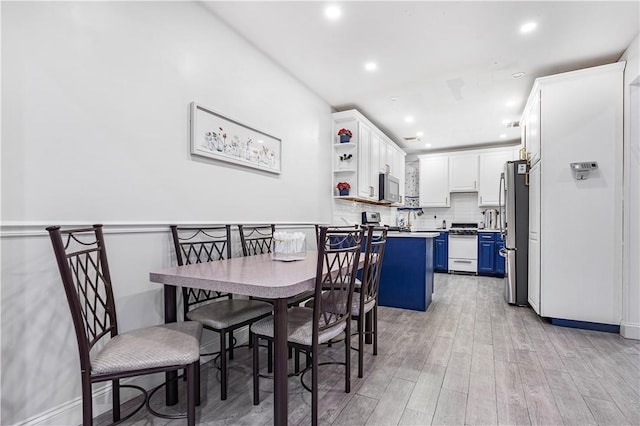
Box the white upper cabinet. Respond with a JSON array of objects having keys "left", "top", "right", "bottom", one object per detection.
[
  {"left": 419, "top": 155, "right": 450, "bottom": 207},
  {"left": 385, "top": 142, "right": 393, "bottom": 174},
  {"left": 524, "top": 90, "right": 541, "bottom": 166},
  {"left": 357, "top": 122, "right": 374, "bottom": 199},
  {"left": 478, "top": 149, "right": 514, "bottom": 206},
  {"left": 392, "top": 146, "right": 406, "bottom": 205},
  {"left": 369, "top": 133, "right": 380, "bottom": 200},
  {"left": 449, "top": 154, "right": 478, "bottom": 192},
  {"left": 332, "top": 109, "right": 406, "bottom": 203}
]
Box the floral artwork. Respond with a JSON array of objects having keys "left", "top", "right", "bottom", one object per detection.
[{"left": 190, "top": 102, "right": 281, "bottom": 174}]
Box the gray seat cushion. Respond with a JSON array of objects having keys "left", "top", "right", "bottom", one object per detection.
[
  {"left": 352, "top": 297, "right": 376, "bottom": 317},
  {"left": 92, "top": 321, "right": 202, "bottom": 375},
  {"left": 250, "top": 307, "right": 346, "bottom": 346},
  {"left": 187, "top": 299, "right": 272, "bottom": 330}
]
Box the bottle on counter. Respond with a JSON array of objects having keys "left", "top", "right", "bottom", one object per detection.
[{"left": 442, "top": 219, "right": 446, "bottom": 229}]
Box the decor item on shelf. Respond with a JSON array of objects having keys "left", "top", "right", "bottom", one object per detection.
[
  {"left": 338, "top": 128, "right": 353, "bottom": 143},
  {"left": 337, "top": 181, "right": 351, "bottom": 196},
  {"left": 339, "top": 153, "right": 353, "bottom": 169}
]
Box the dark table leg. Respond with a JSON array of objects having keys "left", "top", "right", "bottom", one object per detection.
[
  {"left": 164, "top": 284, "right": 179, "bottom": 406},
  {"left": 273, "top": 298, "right": 288, "bottom": 425},
  {"left": 364, "top": 311, "right": 373, "bottom": 344}
]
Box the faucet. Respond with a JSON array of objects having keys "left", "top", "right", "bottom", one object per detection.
[
  {"left": 407, "top": 211, "right": 415, "bottom": 229},
  {"left": 406, "top": 209, "right": 423, "bottom": 230}
]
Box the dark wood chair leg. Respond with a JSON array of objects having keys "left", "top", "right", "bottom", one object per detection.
[
  {"left": 294, "top": 348, "right": 301, "bottom": 374},
  {"left": 195, "top": 362, "right": 201, "bottom": 406},
  {"left": 306, "top": 351, "right": 311, "bottom": 369},
  {"left": 252, "top": 333, "right": 260, "bottom": 405},
  {"left": 358, "top": 315, "right": 364, "bottom": 378},
  {"left": 373, "top": 305, "right": 378, "bottom": 356},
  {"left": 345, "top": 324, "right": 351, "bottom": 393},
  {"left": 267, "top": 340, "right": 273, "bottom": 373},
  {"left": 112, "top": 379, "right": 121, "bottom": 423},
  {"left": 187, "top": 362, "right": 196, "bottom": 426},
  {"left": 82, "top": 373, "right": 92, "bottom": 426},
  {"left": 249, "top": 330, "right": 254, "bottom": 349},
  {"left": 220, "top": 332, "right": 227, "bottom": 400},
  {"left": 229, "top": 330, "right": 234, "bottom": 360},
  {"left": 312, "top": 343, "right": 318, "bottom": 426}
]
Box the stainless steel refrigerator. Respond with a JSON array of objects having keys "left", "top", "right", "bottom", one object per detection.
[{"left": 499, "top": 160, "right": 529, "bottom": 306}]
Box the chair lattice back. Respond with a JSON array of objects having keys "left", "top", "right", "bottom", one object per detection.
[
  {"left": 170, "top": 225, "right": 233, "bottom": 312},
  {"left": 360, "top": 226, "right": 388, "bottom": 307},
  {"left": 47, "top": 225, "right": 118, "bottom": 369},
  {"left": 238, "top": 225, "right": 275, "bottom": 256},
  {"left": 314, "top": 226, "right": 364, "bottom": 335},
  {"left": 314, "top": 224, "right": 359, "bottom": 247}
]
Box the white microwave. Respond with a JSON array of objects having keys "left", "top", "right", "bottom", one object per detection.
[{"left": 379, "top": 173, "right": 400, "bottom": 203}]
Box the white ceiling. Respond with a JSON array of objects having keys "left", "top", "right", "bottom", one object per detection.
[{"left": 205, "top": 1, "right": 639, "bottom": 156}]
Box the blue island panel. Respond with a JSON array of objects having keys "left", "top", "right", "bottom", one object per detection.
[{"left": 378, "top": 237, "right": 434, "bottom": 311}]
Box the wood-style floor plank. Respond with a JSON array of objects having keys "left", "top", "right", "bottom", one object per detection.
[{"left": 95, "top": 273, "right": 640, "bottom": 426}]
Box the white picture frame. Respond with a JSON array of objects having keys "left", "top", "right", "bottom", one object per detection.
[{"left": 190, "top": 102, "right": 282, "bottom": 174}]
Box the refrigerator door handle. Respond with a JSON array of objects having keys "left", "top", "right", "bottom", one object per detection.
[{"left": 498, "top": 172, "right": 505, "bottom": 235}]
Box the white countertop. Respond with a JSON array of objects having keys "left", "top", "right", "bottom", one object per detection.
[{"left": 387, "top": 231, "right": 439, "bottom": 238}]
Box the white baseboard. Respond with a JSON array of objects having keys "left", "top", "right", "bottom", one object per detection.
[
  {"left": 16, "top": 328, "right": 250, "bottom": 426},
  {"left": 621, "top": 321, "right": 640, "bottom": 340}
]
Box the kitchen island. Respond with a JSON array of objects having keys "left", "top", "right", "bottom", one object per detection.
[{"left": 378, "top": 232, "right": 439, "bottom": 311}]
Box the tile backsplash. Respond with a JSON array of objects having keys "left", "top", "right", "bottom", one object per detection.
[
  {"left": 408, "top": 192, "right": 487, "bottom": 229},
  {"left": 332, "top": 192, "right": 488, "bottom": 228}
]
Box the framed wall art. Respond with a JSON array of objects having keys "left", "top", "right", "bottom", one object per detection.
[{"left": 190, "top": 102, "right": 282, "bottom": 174}]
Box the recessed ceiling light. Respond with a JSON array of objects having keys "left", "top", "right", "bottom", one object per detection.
[
  {"left": 390, "top": 96, "right": 399, "bottom": 102},
  {"left": 324, "top": 6, "right": 341, "bottom": 20},
  {"left": 416, "top": 131, "right": 424, "bottom": 137},
  {"left": 425, "top": 143, "right": 432, "bottom": 148},
  {"left": 502, "top": 119, "right": 510, "bottom": 125},
  {"left": 499, "top": 134, "right": 507, "bottom": 138},
  {"left": 512, "top": 71, "right": 526, "bottom": 79},
  {"left": 506, "top": 100, "right": 517, "bottom": 107},
  {"left": 404, "top": 116, "right": 414, "bottom": 123},
  {"left": 364, "top": 62, "right": 377, "bottom": 71},
  {"left": 520, "top": 22, "right": 537, "bottom": 33}
]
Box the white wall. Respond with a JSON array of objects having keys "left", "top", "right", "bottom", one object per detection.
[
  {"left": 620, "top": 34, "right": 640, "bottom": 339},
  {"left": 0, "top": 2, "right": 332, "bottom": 424}
]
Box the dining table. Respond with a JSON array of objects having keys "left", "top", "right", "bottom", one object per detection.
[{"left": 149, "top": 251, "right": 357, "bottom": 425}]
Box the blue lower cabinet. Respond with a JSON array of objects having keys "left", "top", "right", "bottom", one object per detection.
[
  {"left": 477, "top": 232, "right": 504, "bottom": 277},
  {"left": 378, "top": 236, "right": 434, "bottom": 311},
  {"left": 433, "top": 232, "right": 448, "bottom": 272}
]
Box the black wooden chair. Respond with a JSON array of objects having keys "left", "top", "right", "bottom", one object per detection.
[
  {"left": 170, "top": 225, "right": 272, "bottom": 400},
  {"left": 250, "top": 226, "right": 364, "bottom": 426},
  {"left": 47, "top": 225, "right": 202, "bottom": 426},
  {"left": 352, "top": 226, "right": 388, "bottom": 377}
]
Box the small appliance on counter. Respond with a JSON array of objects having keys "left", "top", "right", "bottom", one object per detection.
[
  {"left": 361, "top": 211, "right": 381, "bottom": 226},
  {"left": 483, "top": 209, "right": 499, "bottom": 230}
]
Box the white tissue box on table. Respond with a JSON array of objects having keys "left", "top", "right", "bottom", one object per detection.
[{"left": 272, "top": 231, "right": 306, "bottom": 261}]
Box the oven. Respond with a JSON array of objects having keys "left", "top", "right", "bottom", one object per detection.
[{"left": 448, "top": 223, "right": 478, "bottom": 273}]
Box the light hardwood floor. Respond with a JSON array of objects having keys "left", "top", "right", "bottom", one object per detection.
[{"left": 99, "top": 274, "right": 640, "bottom": 425}]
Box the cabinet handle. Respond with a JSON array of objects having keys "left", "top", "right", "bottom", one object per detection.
[
  {"left": 482, "top": 235, "right": 492, "bottom": 239},
  {"left": 480, "top": 196, "right": 483, "bottom": 204},
  {"left": 453, "top": 260, "right": 472, "bottom": 263},
  {"left": 370, "top": 186, "right": 374, "bottom": 197},
  {"left": 446, "top": 196, "right": 448, "bottom": 205},
  {"left": 474, "top": 180, "right": 476, "bottom": 189}
]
